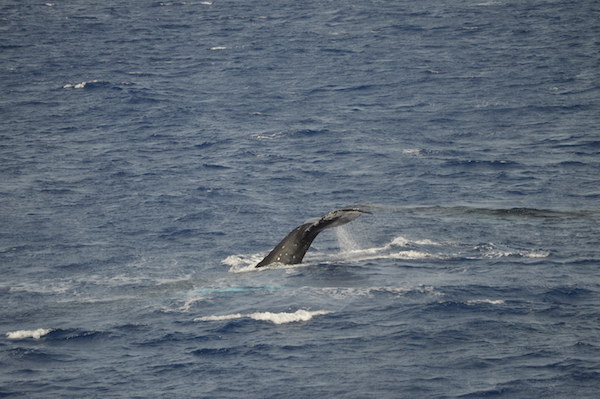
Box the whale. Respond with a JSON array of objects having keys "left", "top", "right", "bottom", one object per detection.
[{"left": 255, "top": 208, "right": 371, "bottom": 268}]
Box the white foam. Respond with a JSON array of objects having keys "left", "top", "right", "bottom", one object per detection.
[
  {"left": 159, "top": 1, "right": 213, "bottom": 5},
  {"left": 478, "top": 247, "right": 550, "bottom": 259},
  {"left": 476, "top": 1, "right": 503, "bottom": 6},
  {"left": 222, "top": 253, "right": 266, "bottom": 272},
  {"left": 63, "top": 80, "right": 98, "bottom": 89},
  {"left": 223, "top": 234, "right": 445, "bottom": 272},
  {"left": 466, "top": 299, "right": 505, "bottom": 305},
  {"left": 6, "top": 328, "right": 53, "bottom": 340},
  {"left": 318, "top": 285, "right": 442, "bottom": 299},
  {"left": 402, "top": 148, "right": 423, "bottom": 156},
  {"left": 388, "top": 250, "right": 442, "bottom": 259},
  {"left": 178, "top": 294, "right": 205, "bottom": 312},
  {"left": 337, "top": 236, "right": 410, "bottom": 257},
  {"left": 522, "top": 250, "right": 550, "bottom": 258},
  {"left": 253, "top": 131, "right": 286, "bottom": 140},
  {"left": 209, "top": 46, "right": 227, "bottom": 51},
  {"left": 8, "top": 280, "right": 72, "bottom": 294},
  {"left": 194, "top": 309, "right": 331, "bottom": 324}
]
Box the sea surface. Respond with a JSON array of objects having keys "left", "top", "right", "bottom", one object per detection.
[{"left": 1, "top": 0, "right": 600, "bottom": 398}]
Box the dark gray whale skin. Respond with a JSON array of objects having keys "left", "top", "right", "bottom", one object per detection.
[{"left": 255, "top": 208, "right": 371, "bottom": 268}]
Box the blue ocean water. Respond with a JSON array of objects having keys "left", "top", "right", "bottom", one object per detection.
[{"left": 1, "top": 0, "right": 600, "bottom": 397}]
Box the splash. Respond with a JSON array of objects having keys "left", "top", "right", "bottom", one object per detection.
[
  {"left": 223, "top": 229, "right": 547, "bottom": 271},
  {"left": 222, "top": 253, "right": 266, "bottom": 272},
  {"left": 194, "top": 309, "right": 331, "bottom": 324},
  {"left": 223, "top": 234, "right": 445, "bottom": 272}
]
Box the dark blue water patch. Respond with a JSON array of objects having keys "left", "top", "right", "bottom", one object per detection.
[
  {"left": 114, "top": 323, "right": 150, "bottom": 333},
  {"left": 541, "top": 286, "right": 596, "bottom": 305},
  {"left": 456, "top": 386, "right": 522, "bottom": 398},
  {"left": 134, "top": 331, "right": 200, "bottom": 348},
  {"left": 291, "top": 128, "right": 330, "bottom": 137},
  {"left": 159, "top": 227, "right": 225, "bottom": 241},
  {"left": 5, "top": 347, "right": 70, "bottom": 363},
  {"left": 400, "top": 205, "right": 598, "bottom": 220},
  {"left": 201, "top": 163, "right": 232, "bottom": 169},
  {"left": 443, "top": 159, "right": 521, "bottom": 170},
  {"left": 570, "top": 257, "right": 600, "bottom": 266},
  {"left": 550, "top": 140, "right": 600, "bottom": 156},
  {"left": 52, "top": 253, "right": 137, "bottom": 273},
  {"left": 174, "top": 211, "right": 213, "bottom": 223},
  {"left": 422, "top": 299, "right": 497, "bottom": 315},
  {"left": 551, "top": 358, "right": 600, "bottom": 381},
  {"left": 194, "top": 141, "right": 218, "bottom": 150},
  {"left": 148, "top": 361, "right": 197, "bottom": 376},
  {"left": 0, "top": 381, "right": 50, "bottom": 399},
  {"left": 192, "top": 347, "right": 239, "bottom": 357}
]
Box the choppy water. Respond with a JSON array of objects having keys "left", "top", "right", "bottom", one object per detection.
[{"left": 2, "top": 0, "right": 600, "bottom": 398}]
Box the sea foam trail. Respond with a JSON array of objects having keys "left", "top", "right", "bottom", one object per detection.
[
  {"left": 6, "top": 328, "right": 53, "bottom": 340},
  {"left": 223, "top": 235, "right": 437, "bottom": 272},
  {"left": 194, "top": 309, "right": 331, "bottom": 324}
]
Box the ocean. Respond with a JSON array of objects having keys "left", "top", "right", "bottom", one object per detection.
[{"left": 1, "top": 0, "right": 599, "bottom": 397}]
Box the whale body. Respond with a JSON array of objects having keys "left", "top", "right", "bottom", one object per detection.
[{"left": 255, "top": 208, "right": 371, "bottom": 268}]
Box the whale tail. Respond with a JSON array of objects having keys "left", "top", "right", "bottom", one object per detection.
[{"left": 255, "top": 208, "right": 371, "bottom": 268}]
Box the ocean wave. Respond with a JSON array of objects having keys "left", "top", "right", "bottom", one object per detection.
[
  {"left": 194, "top": 309, "right": 331, "bottom": 324},
  {"left": 6, "top": 328, "right": 108, "bottom": 341},
  {"left": 252, "top": 129, "right": 330, "bottom": 140},
  {"left": 62, "top": 80, "right": 111, "bottom": 89},
  {"left": 156, "top": 1, "right": 212, "bottom": 6},
  {"left": 473, "top": 243, "right": 550, "bottom": 259},
  {"left": 6, "top": 328, "right": 53, "bottom": 340},
  {"left": 316, "top": 285, "right": 443, "bottom": 299},
  {"left": 366, "top": 204, "right": 598, "bottom": 219},
  {"left": 5, "top": 273, "right": 195, "bottom": 297},
  {"left": 62, "top": 80, "right": 136, "bottom": 90},
  {"left": 161, "top": 286, "right": 286, "bottom": 313},
  {"left": 402, "top": 148, "right": 424, "bottom": 156},
  {"left": 465, "top": 299, "right": 505, "bottom": 305}
]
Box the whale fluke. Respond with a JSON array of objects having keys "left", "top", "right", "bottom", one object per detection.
[{"left": 255, "top": 208, "right": 371, "bottom": 268}]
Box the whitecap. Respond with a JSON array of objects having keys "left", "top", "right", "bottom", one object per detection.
[
  {"left": 402, "top": 148, "right": 423, "bottom": 156},
  {"left": 194, "top": 309, "right": 331, "bottom": 324},
  {"left": 466, "top": 299, "right": 505, "bottom": 305},
  {"left": 159, "top": 1, "right": 213, "bottom": 5},
  {"left": 6, "top": 328, "right": 53, "bottom": 340},
  {"left": 476, "top": 245, "right": 550, "bottom": 259},
  {"left": 252, "top": 131, "right": 286, "bottom": 140},
  {"left": 522, "top": 250, "right": 550, "bottom": 258},
  {"left": 63, "top": 80, "right": 99, "bottom": 89},
  {"left": 387, "top": 250, "right": 443, "bottom": 260},
  {"left": 317, "top": 285, "right": 442, "bottom": 299}
]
